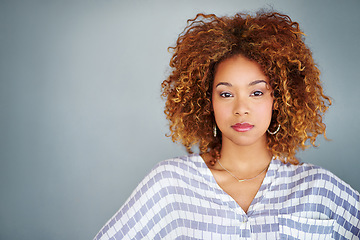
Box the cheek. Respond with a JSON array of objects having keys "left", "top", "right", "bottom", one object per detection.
[
  {"left": 256, "top": 101, "right": 273, "bottom": 120},
  {"left": 213, "top": 102, "right": 229, "bottom": 121},
  {"left": 264, "top": 102, "right": 274, "bottom": 120}
]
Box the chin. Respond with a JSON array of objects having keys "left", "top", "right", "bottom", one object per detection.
[{"left": 225, "top": 134, "right": 268, "bottom": 148}]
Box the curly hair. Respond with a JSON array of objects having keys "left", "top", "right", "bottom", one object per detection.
[{"left": 161, "top": 10, "right": 331, "bottom": 164}]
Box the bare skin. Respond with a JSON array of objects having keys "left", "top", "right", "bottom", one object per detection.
[
  {"left": 204, "top": 55, "right": 274, "bottom": 213},
  {"left": 201, "top": 142, "right": 272, "bottom": 214}
]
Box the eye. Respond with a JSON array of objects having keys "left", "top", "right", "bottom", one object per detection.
[
  {"left": 251, "top": 91, "right": 263, "bottom": 97},
  {"left": 220, "top": 92, "right": 233, "bottom": 98}
]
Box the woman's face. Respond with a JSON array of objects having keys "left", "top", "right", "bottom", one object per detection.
[{"left": 212, "top": 55, "right": 273, "bottom": 148}]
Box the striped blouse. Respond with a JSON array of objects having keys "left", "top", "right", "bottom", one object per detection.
[{"left": 94, "top": 154, "right": 360, "bottom": 239}]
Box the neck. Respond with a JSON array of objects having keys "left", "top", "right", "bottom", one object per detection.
[{"left": 219, "top": 137, "right": 272, "bottom": 172}]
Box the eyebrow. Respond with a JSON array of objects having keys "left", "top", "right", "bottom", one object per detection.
[
  {"left": 215, "top": 80, "right": 267, "bottom": 88},
  {"left": 249, "top": 80, "right": 268, "bottom": 86}
]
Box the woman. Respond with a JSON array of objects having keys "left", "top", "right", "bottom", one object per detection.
[{"left": 95, "top": 10, "right": 360, "bottom": 239}]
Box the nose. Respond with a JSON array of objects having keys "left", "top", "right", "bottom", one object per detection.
[{"left": 233, "top": 96, "right": 250, "bottom": 116}]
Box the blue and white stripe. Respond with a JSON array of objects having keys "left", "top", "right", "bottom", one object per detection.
[{"left": 94, "top": 154, "right": 360, "bottom": 239}]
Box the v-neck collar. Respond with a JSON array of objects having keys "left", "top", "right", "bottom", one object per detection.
[{"left": 193, "top": 154, "right": 281, "bottom": 216}]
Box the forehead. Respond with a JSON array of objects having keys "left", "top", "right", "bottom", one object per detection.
[{"left": 213, "top": 55, "right": 268, "bottom": 85}]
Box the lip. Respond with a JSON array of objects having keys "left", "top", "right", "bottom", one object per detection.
[{"left": 231, "top": 122, "right": 254, "bottom": 132}]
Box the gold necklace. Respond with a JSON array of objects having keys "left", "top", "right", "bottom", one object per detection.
[{"left": 217, "top": 160, "right": 271, "bottom": 183}]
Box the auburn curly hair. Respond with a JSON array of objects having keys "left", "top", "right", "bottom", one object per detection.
[{"left": 161, "top": 10, "right": 331, "bottom": 165}]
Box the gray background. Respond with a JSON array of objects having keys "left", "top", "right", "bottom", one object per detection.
[{"left": 1, "top": 0, "right": 359, "bottom": 239}]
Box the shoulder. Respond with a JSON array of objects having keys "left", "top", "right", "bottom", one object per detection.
[
  {"left": 275, "top": 159, "right": 360, "bottom": 204},
  {"left": 283, "top": 161, "right": 357, "bottom": 189},
  {"left": 147, "top": 154, "right": 202, "bottom": 179},
  {"left": 152, "top": 154, "right": 200, "bottom": 172},
  {"left": 93, "top": 154, "right": 204, "bottom": 240},
  {"left": 133, "top": 154, "right": 205, "bottom": 192}
]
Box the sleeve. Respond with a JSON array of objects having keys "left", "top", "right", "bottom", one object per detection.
[
  {"left": 328, "top": 174, "right": 360, "bottom": 239},
  {"left": 93, "top": 160, "right": 177, "bottom": 240}
]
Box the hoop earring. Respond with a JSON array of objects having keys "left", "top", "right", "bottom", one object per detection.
[
  {"left": 213, "top": 125, "right": 217, "bottom": 137},
  {"left": 267, "top": 124, "right": 281, "bottom": 135}
]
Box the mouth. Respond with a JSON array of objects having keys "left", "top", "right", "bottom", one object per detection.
[{"left": 231, "top": 122, "right": 254, "bottom": 132}]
